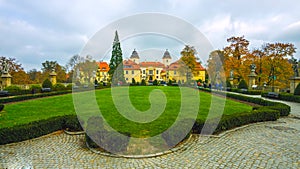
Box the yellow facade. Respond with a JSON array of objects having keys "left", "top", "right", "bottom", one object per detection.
[{"left": 124, "top": 69, "right": 141, "bottom": 83}]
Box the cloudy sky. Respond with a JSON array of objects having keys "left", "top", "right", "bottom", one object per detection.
[{"left": 1, "top": 0, "right": 300, "bottom": 71}]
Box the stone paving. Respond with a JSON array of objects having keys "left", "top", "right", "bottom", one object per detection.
[{"left": 0, "top": 97, "right": 300, "bottom": 168}]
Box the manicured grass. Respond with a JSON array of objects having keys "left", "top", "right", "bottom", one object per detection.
[{"left": 0, "top": 86, "right": 252, "bottom": 137}]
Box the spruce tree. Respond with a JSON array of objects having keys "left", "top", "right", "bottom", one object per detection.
[{"left": 109, "top": 30, "right": 125, "bottom": 85}]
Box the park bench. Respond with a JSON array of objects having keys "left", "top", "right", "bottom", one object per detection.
[
  {"left": 267, "top": 92, "right": 279, "bottom": 99},
  {"left": 41, "top": 88, "right": 51, "bottom": 92}
]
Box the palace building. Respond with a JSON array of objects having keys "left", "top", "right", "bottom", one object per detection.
[{"left": 96, "top": 49, "right": 206, "bottom": 84}]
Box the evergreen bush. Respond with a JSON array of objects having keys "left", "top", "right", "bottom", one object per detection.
[
  {"left": 294, "top": 83, "right": 300, "bottom": 95},
  {"left": 42, "top": 79, "right": 53, "bottom": 88},
  {"left": 238, "top": 79, "right": 248, "bottom": 89}
]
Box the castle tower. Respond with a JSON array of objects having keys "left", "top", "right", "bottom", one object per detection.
[
  {"left": 162, "top": 49, "right": 172, "bottom": 67},
  {"left": 130, "top": 49, "right": 140, "bottom": 64}
]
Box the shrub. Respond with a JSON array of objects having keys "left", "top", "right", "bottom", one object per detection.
[
  {"left": 0, "top": 104, "right": 4, "bottom": 112},
  {"left": 66, "top": 84, "right": 73, "bottom": 90},
  {"left": 168, "top": 80, "right": 173, "bottom": 86},
  {"left": 162, "top": 119, "right": 193, "bottom": 147},
  {"left": 63, "top": 115, "right": 84, "bottom": 132},
  {"left": 30, "top": 85, "right": 42, "bottom": 93},
  {"left": 85, "top": 116, "right": 130, "bottom": 153},
  {"left": 294, "top": 83, "right": 300, "bottom": 95},
  {"left": 53, "top": 83, "right": 66, "bottom": 91},
  {"left": 153, "top": 79, "right": 158, "bottom": 86},
  {"left": 42, "top": 79, "right": 52, "bottom": 88},
  {"left": 131, "top": 78, "right": 136, "bottom": 85},
  {"left": 141, "top": 79, "right": 146, "bottom": 86},
  {"left": 238, "top": 79, "right": 248, "bottom": 89},
  {"left": 4, "top": 85, "right": 22, "bottom": 95}
]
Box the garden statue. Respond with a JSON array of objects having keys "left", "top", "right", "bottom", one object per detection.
[
  {"left": 230, "top": 69, "right": 234, "bottom": 78},
  {"left": 292, "top": 62, "right": 299, "bottom": 77},
  {"left": 2, "top": 61, "right": 9, "bottom": 74},
  {"left": 250, "top": 63, "right": 256, "bottom": 72}
]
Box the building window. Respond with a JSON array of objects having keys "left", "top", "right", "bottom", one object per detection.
[
  {"left": 174, "top": 70, "right": 176, "bottom": 75},
  {"left": 126, "top": 70, "right": 128, "bottom": 74},
  {"left": 156, "top": 70, "right": 159, "bottom": 74},
  {"left": 166, "top": 60, "right": 168, "bottom": 63},
  {"left": 143, "top": 70, "right": 146, "bottom": 74},
  {"left": 149, "top": 70, "right": 153, "bottom": 75},
  {"left": 126, "top": 78, "right": 128, "bottom": 81},
  {"left": 156, "top": 76, "right": 159, "bottom": 79},
  {"left": 132, "top": 70, "right": 134, "bottom": 74}
]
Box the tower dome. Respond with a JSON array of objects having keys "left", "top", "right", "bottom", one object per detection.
[
  {"left": 130, "top": 49, "right": 140, "bottom": 59},
  {"left": 162, "top": 49, "right": 171, "bottom": 59}
]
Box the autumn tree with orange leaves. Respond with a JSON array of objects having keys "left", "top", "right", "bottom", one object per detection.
[{"left": 208, "top": 36, "right": 296, "bottom": 90}]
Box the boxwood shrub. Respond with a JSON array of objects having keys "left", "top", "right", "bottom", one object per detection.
[
  {"left": 192, "top": 107, "right": 280, "bottom": 134},
  {"left": 85, "top": 116, "right": 130, "bottom": 153},
  {"left": 162, "top": 119, "right": 194, "bottom": 147},
  {"left": 0, "top": 104, "right": 4, "bottom": 112},
  {"left": 0, "top": 115, "right": 83, "bottom": 145},
  {"left": 0, "top": 90, "right": 71, "bottom": 104}
]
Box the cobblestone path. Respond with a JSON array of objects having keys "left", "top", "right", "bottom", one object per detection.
[{"left": 0, "top": 98, "right": 299, "bottom": 168}]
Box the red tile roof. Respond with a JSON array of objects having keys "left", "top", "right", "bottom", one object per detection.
[
  {"left": 97, "top": 62, "right": 109, "bottom": 72},
  {"left": 123, "top": 60, "right": 140, "bottom": 70},
  {"left": 139, "top": 62, "right": 165, "bottom": 68}
]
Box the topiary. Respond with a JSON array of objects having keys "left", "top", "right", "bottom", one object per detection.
[
  {"left": 153, "top": 79, "right": 158, "bottom": 86},
  {"left": 141, "top": 79, "right": 146, "bottom": 86},
  {"left": 53, "top": 83, "right": 66, "bottom": 91},
  {"left": 238, "top": 79, "right": 248, "bottom": 89},
  {"left": 131, "top": 78, "right": 136, "bottom": 85},
  {"left": 294, "top": 83, "right": 300, "bottom": 95},
  {"left": 0, "top": 104, "right": 4, "bottom": 112},
  {"left": 42, "top": 79, "right": 52, "bottom": 88},
  {"left": 30, "top": 85, "right": 42, "bottom": 93}
]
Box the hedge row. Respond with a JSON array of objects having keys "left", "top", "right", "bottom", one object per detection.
[
  {"left": 262, "top": 92, "right": 300, "bottom": 103},
  {"left": 0, "top": 90, "right": 72, "bottom": 104},
  {"left": 192, "top": 106, "right": 280, "bottom": 134},
  {"left": 229, "top": 88, "right": 262, "bottom": 95},
  {"left": 199, "top": 88, "right": 290, "bottom": 116},
  {"left": 0, "top": 115, "right": 83, "bottom": 145}
]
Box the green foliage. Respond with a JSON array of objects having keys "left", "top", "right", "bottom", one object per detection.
[
  {"left": 0, "top": 104, "right": 4, "bottom": 112},
  {"left": 226, "top": 80, "right": 232, "bottom": 88},
  {"left": 42, "top": 79, "right": 53, "bottom": 88},
  {"left": 153, "top": 79, "right": 158, "bottom": 86},
  {"left": 63, "top": 115, "right": 83, "bottom": 132},
  {"left": 0, "top": 115, "right": 84, "bottom": 145},
  {"left": 53, "top": 83, "right": 66, "bottom": 91},
  {"left": 131, "top": 78, "right": 136, "bottom": 85},
  {"left": 168, "top": 80, "right": 173, "bottom": 86},
  {"left": 193, "top": 107, "right": 279, "bottom": 134},
  {"left": 294, "top": 83, "right": 300, "bottom": 95},
  {"left": 141, "top": 79, "right": 146, "bottom": 86},
  {"left": 4, "top": 85, "right": 22, "bottom": 95},
  {"left": 30, "top": 85, "right": 42, "bottom": 93},
  {"left": 0, "top": 90, "right": 71, "bottom": 104},
  {"left": 262, "top": 92, "right": 300, "bottom": 103},
  {"left": 162, "top": 119, "right": 193, "bottom": 147},
  {"left": 66, "top": 84, "right": 73, "bottom": 90},
  {"left": 108, "top": 31, "right": 125, "bottom": 85},
  {"left": 238, "top": 79, "right": 248, "bottom": 89},
  {"left": 85, "top": 116, "right": 130, "bottom": 153}
]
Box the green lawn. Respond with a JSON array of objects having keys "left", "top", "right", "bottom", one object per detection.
[{"left": 0, "top": 86, "right": 252, "bottom": 137}]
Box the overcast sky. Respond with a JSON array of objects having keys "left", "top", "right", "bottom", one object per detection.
[{"left": 1, "top": 0, "right": 300, "bottom": 71}]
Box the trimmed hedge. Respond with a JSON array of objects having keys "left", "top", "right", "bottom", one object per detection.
[
  {"left": 162, "top": 119, "right": 193, "bottom": 147},
  {"left": 0, "top": 104, "right": 4, "bottom": 112},
  {"left": 0, "top": 90, "right": 71, "bottom": 104},
  {"left": 199, "top": 88, "right": 291, "bottom": 117},
  {"left": 85, "top": 116, "right": 130, "bottom": 153},
  {"left": 0, "top": 115, "right": 83, "bottom": 145},
  {"left": 192, "top": 107, "right": 279, "bottom": 134},
  {"left": 262, "top": 92, "right": 300, "bottom": 103}
]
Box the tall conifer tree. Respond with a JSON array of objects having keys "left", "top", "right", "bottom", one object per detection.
[{"left": 109, "top": 30, "right": 125, "bottom": 85}]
